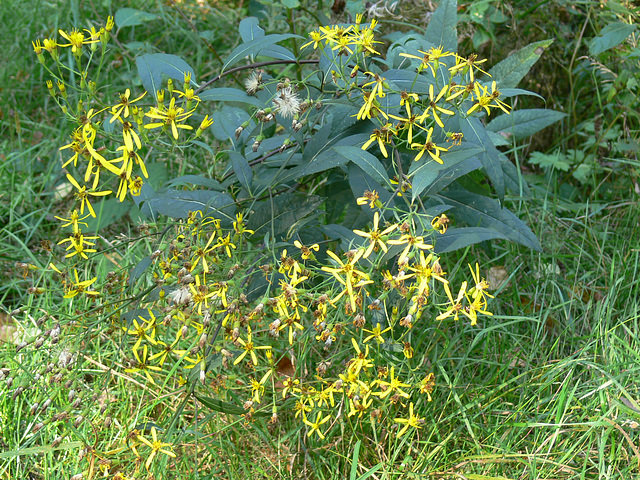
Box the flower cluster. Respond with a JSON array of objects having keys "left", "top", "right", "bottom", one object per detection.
[
  {"left": 33, "top": 18, "right": 214, "bottom": 301},
  {"left": 301, "top": 20, "right": 512, "bottom": 174}
]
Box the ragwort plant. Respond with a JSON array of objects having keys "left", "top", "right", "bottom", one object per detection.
[{"left": 6, "top": 1, "right": 560, "bottom": 477}]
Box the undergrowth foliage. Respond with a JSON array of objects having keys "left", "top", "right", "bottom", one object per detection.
[{"left": 5, "top": 1, "right": 560, "bottom": 477}]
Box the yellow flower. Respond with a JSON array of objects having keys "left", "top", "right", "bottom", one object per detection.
[
  {"left": 301, "top": 30, "right": 323, "bottom": 50},
  {"left": 55, "top": 210, "right": 90, "bottom": 234},
  {"left": 294, "top": 240, "right": 319, "bottom": 260},
  {"left": 145, "top": 97, "right": 195, "bottom": 140},
  {"left": 135, "top": 426, "right": 177, "bottom": 470},
  {"left": 125, "top": 345, "right": 162, "bottom": 384},
  {"left": 321, "top": 249, "right": 371, "bottom": 311},
  {"left": 387, "top": 233, "right": 433, "bottom": 265},
  {"left": 110, "top": 89, "right": 147, "bottom": 123},
  {"left": 353, "top": 211, "right": 397, "bottom": 259},
  {"left": 373, "top": 366, "right": 410, "bottom": 399},
  {"left": 410, "top": 127, "right": 449, "bottom": 163},
  {"left": 303, "top": 411, "right": 331, "bottom": 439},
  {"left": 467, "top": 262, "right": 494, "bottom": 302},
  {"left": 196, "top": 114, "right": 214, "bottom": 137},
  {"left": 123, "top": 311, "right": 158, "bottom": 354},
  {"left": 64, "top": 269, "right": 100, "bottom": 298},
  {"left": 356, "top": 190, "right": 380, "bottom": 209},
  {"left": 418, "top": 84, "right": 455, "bottom": 129},
  {"left": 58, "top": 28, "right": 98, "bottom": 55},
  {"left": 66, "top": 173, "right": 112, "bottom": 218},
  {"left": 362, "top": 322, "right": 392, "bottom": 345},
  {"left": 361, "top": 123, "right": 396, "bottom": 158},
  {"left": 347, "top": 338, "right": 373, "bottom": 375},
  {"left": 188, "top": 274, "right": 216, "bottom": 314},
  {"left": 436, "top": 281, "right": 468, "bottom": 322},
  {"left": 449, "top": 53, "right": 489, "bottom": 82},
  {"left": 234, "top": 326, "right": 271, "bottom": 366},
  {"left": 394, "top": 402, "right": 424, "bottom": 437},
  {"left": 399, "top": 46, "right": 453, "bottom": 76}
]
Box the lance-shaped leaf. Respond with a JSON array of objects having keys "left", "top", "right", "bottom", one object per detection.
[
  {"left": 460, "top": 116, "right": 504, "bottom": 199},
  {"left": 409, "top": 144, "right": 483, "bottom": 200},
  {"left": 229, "top": 151, "right": 253, "bottom": 193},
  {"left": 335, "top": 146, "right": 391, "bottom": 188},
  {"left": 348, "top": 163, "right": 394, "bottom": 215},
  {"left": 238, "top": 16, "right": 295, "bottom": 60},
  {"left": 434, "top": 227, "right": 509, "bottom": 253},
  {"left": 222, "top": 34, "right": 302, "bottom": 73},
  {"left": 198, "top": 87, "right": 265, "bottom": 107},
  {"left": 424, "top": 0, "right": 458, "bottom": 52},
  {"left": 247, "top": 192, "right": 323, "bottom": 238},
  {"left": 487, "top": 109, "right": 567, "bottom": 141},
  {"left": 142, "top": 190, "right": 236, "bottom": 222},
  {"left": 115, "top": 8, "right": 159, "bottom": 28},
  {"left": 589, "top": 22, "right": 637, "bottom": 56},
  {"left": 436, "top": 189, "right": 541, "bottom": 251},
  {"left": 488, "top": 39, "right": 554, "bottom": 89},
  {"left": 136, "top": 53, "right": 198, "bottom": 99}
]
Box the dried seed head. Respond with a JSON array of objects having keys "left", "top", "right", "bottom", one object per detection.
[
  {"left": 13, "top": 386, "right": 25, "bottom": 400},
  {"left": 58, "top": 349, "right": 73, "bottom": 368}
]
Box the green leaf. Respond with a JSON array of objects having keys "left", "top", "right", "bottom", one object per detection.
[
  {"left": 210, "top": 106, "right": 251, "bottom": 141},
  {"left": 114, "top": 8, "right": 159, "bottom": 28},
  {"left": 229, "top": 151, "right": 253, "bottom": 193},
  {"left": 166, "top": 175, "right": 224, "bottom": 190},
  {"left": 424, "top": 0, "right": 458, "bottom": 52},
  {"left": 500, "top": 88, "right": 545, "bottom": 100},
  {"left": 409, "top": 144, "right": 484, "bottom": 200},
  {"left": 322, "top": 223, "right": 360, "bottom": 252},
  {"left": 334, "top": 146, "right": 391, "bottom": 187},
  {"left": 129, "top": 256, "right": 153, "bottom": 288},
  {"left": 488, "top": 39, "right": 554, "bottom": 89},
  {"left": 347, "top": 163, "right": 394, "bottom": 212},
  {"left": 199, "top": 87, "right": 265, "bottom": 107},
  {"left": 282, "top": 0, "right": 301, "bottom": 8},
  {"left": 436, "top": 189, "right": 541, "bottom": 251},
  {"left": 459, "top": 116, "right": 504, "bottom": 199},
  {"left": 84, "top": 197, "right": 130, "bottom": 231},
  {"left": 136, "top": 54, "right": 197, "bottom": 99},
  {"left": 298, "top": 146, "right": 349, "bottom": 177},
  {"left": 222, "top": 34, "right": 301, "bottom": 73},
  {"left": 142, "top": 190, "right": 236, "bottom": 222},
  {"left": 589, "top": 22, "right": 637, "bottom": 56},
  {"left": 247, "top": 192, "right": 323, "bottom": 238},
  {"left": 239, "top": 16, "right": 264, "bottom": 41},
  {"left": 238, "top": 18, "right": 296, "bottom": 61},
  {"left": 486, "top": 109, "right": 567, "bottom": 140}
]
